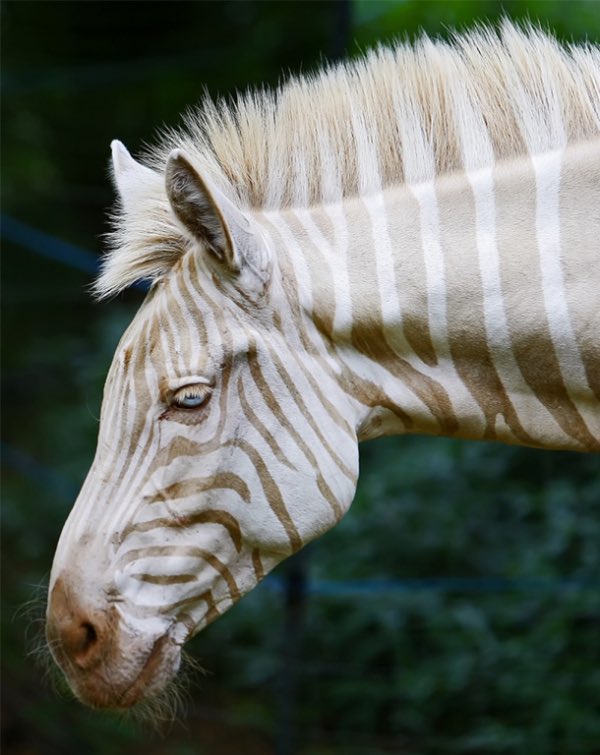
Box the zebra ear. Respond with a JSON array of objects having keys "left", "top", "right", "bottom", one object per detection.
[{"left": 165, "top": 149, "right": 245, "bottom": 274}]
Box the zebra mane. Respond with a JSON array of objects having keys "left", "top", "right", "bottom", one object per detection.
[{"left": 97, "top": 20, "right": 600, "bottom": 299}]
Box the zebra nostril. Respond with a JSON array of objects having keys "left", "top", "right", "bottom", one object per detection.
[
  {"left": 59, "top": 617, "right": 103, "bottom": 667},
  {"left": 78, "top": 621, "right": 98, "bottom": 654},
  {"left": 83, "top": 621, "right": 97, "bottom": 645},
  {"left": 47, "top": 577, "right": 107, "bottom": 669}
]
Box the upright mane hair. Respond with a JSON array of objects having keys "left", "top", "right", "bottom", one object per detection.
[{"left": 97, "top": 21, "right": 600, "bottom": 299}]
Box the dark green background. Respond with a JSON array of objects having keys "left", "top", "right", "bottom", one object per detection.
[{"left": 2, "top": 2, "right": 599, "bottom": 753}]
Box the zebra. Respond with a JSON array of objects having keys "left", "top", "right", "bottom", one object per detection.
[{"left": 46, "top": 22, "right": 600, "bottom": 710}]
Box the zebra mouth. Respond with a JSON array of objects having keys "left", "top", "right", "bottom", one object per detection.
[
  {"left": 67, "top": 630, "right": 182, "bottom": 711},
  {"left": 63, "top": 634, "right": 181, "bottom": 712},
  {"left": 113, "top": 633, "right": 179, "bottom": 709}
]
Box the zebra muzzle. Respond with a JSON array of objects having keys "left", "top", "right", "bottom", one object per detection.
[{"left": 46, "top": 576, "right": 180, "bottom": 709}]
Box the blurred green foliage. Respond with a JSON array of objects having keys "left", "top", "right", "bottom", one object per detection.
[
  {"left": 354, "top": 0, "right": 600, "bottom": 42},
  {"left": 2, "top": 1, "right": 599, "bottom": 753}
]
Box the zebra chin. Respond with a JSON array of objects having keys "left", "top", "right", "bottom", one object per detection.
[
  {"left": 46, "top": 576, "right": 183, "bottom": 710},
  {"left": 70, "top": 633, "right": 182, "bottom": 711}
]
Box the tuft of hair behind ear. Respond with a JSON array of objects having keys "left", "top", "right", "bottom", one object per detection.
[{"left": 94, "top": 140, "right": 183, "bottom": 300}]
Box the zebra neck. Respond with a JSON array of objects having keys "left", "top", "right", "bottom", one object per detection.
[{"left": 259, "top": 137, "right": 600, "bottom": 450}]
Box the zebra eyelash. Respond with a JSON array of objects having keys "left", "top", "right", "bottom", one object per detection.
[{"left": 170, "top": 383, "right": 212, "bottom": 410}]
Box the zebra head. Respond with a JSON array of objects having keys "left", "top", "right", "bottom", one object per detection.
[{"left": 46, "top": 143, "right": 360, "bottom": 709}]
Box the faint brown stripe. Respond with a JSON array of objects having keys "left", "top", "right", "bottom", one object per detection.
[
  {"left": 385, "top": 185, "right": 438, "bottom": 366},
  {"left": 134, "top": 430, "right": 235, "bottom": 521},
  {"left": 286, "top": 210, "right": 336, "bottom": 339},
  {"left": 237, "top": 375, "right": 296, "bottom": 471},
  {"left": 166, "top": 271, "right": 195, "bottom": 360},
  {"left": 110, "top": 319, "right": 156, "bottom": 491},
  {"left": 351, "top": 322, "right": 458, "bottom": 435},
  {"left": 145, "top": 474, "right": 251, "bottom": 506},
  {"left": 246, "top": 341, "right": 348, "bottom": 517},
  {"left": 200, "top": 549, "right": 241, "bottom": 601},
  {"left": 252, "top": 548, "right": 265, "bottom": 581},
  {"left": 158, "top": 289, "right": 185, "bottom": 371},
  {"left": 122, "top": 509, "right": 243, "bottom": 552},
  {"left": 346, "top": 193, "right": 457, "bottom": 435},
  {"left": 557, "top": 138, "right": 600, "bottom": 403},
  {"left": 257, "top": 214, "right": 412, "bottom": 433},
  {"left": 182, "top": 252, "right": 209, "bottom": 343},
  {"left": 257, "top": 214, "right": 366, "bottom": 401},
  {"left": 268, "top": 347, "right": 356, "bottom": 481},
  {"left": 436, "top": 170, "right": 534, "bottom": 444},
  {"left": 162, "top": 590, "right": 221, "bottom": 625},
  {"left": 494, "top": 152, "right": 595, "bottom": 448},
  {"left": 124, "top": 278, "right": 236, "bottom": 509},
  {"left": 316, "top": 473, "right": 344, "bottom": 521},
  {"left": 178, "top": 613, "right": 198, "bottom": 642},
  {"left": 199, "top": 591, "right": 220, "bottom": 625},
  {"left": 118, "top": 545, "right": 240, "bottom": 601},
  {"left": 235, "top": 438, "right": 302, "bottom": 552},
  {"left": 288, "top": 349, "right": 356, "bottom": 439},
  {"left": 258, "top": 211, "right": 396, "bottom": 439}
]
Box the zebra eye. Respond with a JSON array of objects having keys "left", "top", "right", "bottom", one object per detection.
[{"left": 171, "top": 384, "right": 211, "bottom": 410}]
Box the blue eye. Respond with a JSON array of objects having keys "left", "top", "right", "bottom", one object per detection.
[{"left": 171, "top": 384, "right": 211, "bottom": 410}]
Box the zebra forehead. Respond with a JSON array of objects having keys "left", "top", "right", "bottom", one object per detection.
[
  {"left": 108, "top": 269, "right": 229, "bottom": 375},
  {"left": 97, "top": 21, "right": 600, "bottom": 298}
]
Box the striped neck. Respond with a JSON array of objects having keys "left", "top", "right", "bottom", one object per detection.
[{"left": 257, "top": 137, "right": 600, "bottom": 451}]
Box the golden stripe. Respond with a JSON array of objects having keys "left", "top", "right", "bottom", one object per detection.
[
  {"left": 284, "top": 211, "right": 336, "bottom": 338},
  {"left": 258, "top": 214, "right": 367, "bottom": 403},
  {"left": 118, "top": 545, "right": 240, "bottom": 601},
  {"left": 252, "top": 548, "right": 265, "bottom": 581},
  {"left": 316, "top": 473, "right": 344, "bottom": 521},
  {"left": 268, "top": 347, "right": 356, "bottom": 480},
  {"left": 160, "top": 590, "right": 221, "bottom": 625},
  {"left": 345, "top": 194, "right": 458, "bottom": 435},
  {"left": 287, "top": 349, "right": 355, "bottom": 439},
  {"left": 437, "top": 170, "right": 534, "bottom": 444},
  {"left": 557, "top": 139, "right": 600, "bottom": 403},
  {"left": 352, "top": 324, "right": 458, "bottom": 435},
  {"left": 122, "top": 509, "right": 243, "bottom": 552},
  {"left": 493, "top": 154, "right": 596, "bottom": 447},
  {"left": 258, "top": 213, "right": 388, "bottom": 440},
  {"left": 197, "top": 549, "right": 240, "bottom": 602},
  {"left": 235, "top": 439, "right": 302, "bottom": 552},
  {"left": 385, "top": 186, "right": 438, "bottom": 366},
  {"left": 121, "top": 279, "right": 236, "bottom": 508},
  {"left": 199, "top": 591, "right": 220, "bottom": 625},
  {"left": 237, "top": 375, "right": 296, "bottom": 470},
  {"left": 246, "top": 343, "right": 352, "bottom": 515},
  {"left": 110, "top": 318, "right": 156, "bottom": 491},
  {"left": 145, "top": 474, "right": 251, "bottom": 506}
]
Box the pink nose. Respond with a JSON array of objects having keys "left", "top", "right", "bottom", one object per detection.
[{"left": 46, "top": 577, "right": 109, "bottom": 669}]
